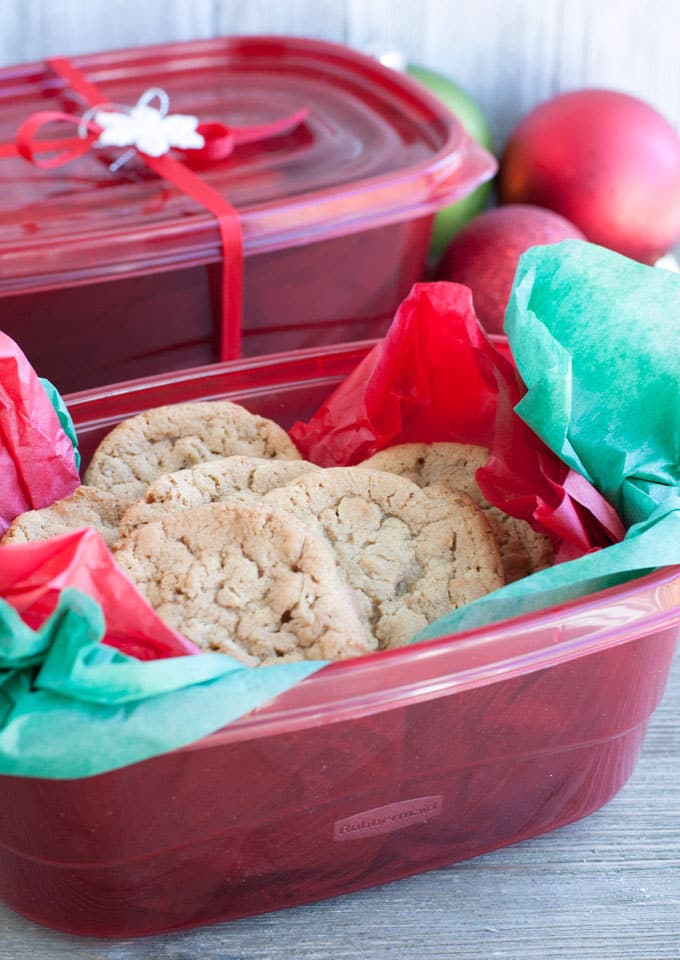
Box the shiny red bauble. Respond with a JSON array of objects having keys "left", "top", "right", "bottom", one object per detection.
[
  {"left": 436, "top": 204, "right": 584, "bottom": 334},
  {"left": 498, "top": 89, "right": 680, "bottom": 264}
]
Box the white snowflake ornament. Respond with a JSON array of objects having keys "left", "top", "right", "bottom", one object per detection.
[{"left": 93, "top": 89, "right": 205, "bottom": 158}]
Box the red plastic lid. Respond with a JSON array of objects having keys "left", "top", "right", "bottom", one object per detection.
[{"left": 0, "top": 36, "right": 495, "bottom": 293}]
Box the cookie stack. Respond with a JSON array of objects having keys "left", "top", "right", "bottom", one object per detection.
[{"left": 2, "top": 400, "right": 552, "bottom": 665}]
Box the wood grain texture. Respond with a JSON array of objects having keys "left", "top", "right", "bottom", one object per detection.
[
  {"left": 214, "top": 0, "right": 348, "bottom": 42},
  {"left": 419, "top": 0, "right": 680, "bottom": 150},
  {"left": 0, "top": 0, "right": 216, "bottom": 66},
  {"left": 0, "top": 0, "right": 678, "bottom": 153},
  {"left": 0, "top": 646, "right": 678, "bottom": 959}
]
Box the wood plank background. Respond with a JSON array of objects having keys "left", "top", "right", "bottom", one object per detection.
[{"left": 0, "top": 0, "right": 679, "bottom": 151}]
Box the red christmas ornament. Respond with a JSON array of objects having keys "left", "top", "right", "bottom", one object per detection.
[
  {"left": 436, "top": 204, "right": 584, "bottom": 335},
  {"left": 498, "top": 89, "right": 680, "bottom": 264}
]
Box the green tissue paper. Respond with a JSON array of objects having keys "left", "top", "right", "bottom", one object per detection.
[
  {"left": 0, "top": 589, "right": 321, "bottom": 779},
  {"left": 39, "top": 376, "right": 81, "bottom": 470},
  {"left": 418, "top": 240, "right": 680, "bottom": 641}
]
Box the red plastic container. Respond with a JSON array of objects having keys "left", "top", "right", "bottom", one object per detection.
[
  {"left": 0, "top": 37, "right": 495, "bottom": 394},
  {"left": 0, "top": 342, "right": 679, "bottom": 938}
]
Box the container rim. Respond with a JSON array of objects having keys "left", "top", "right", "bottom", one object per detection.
[{"left": 185, "top": 563, "right": 680, "bottom": 749}]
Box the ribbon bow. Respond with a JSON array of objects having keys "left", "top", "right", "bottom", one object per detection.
[
  {"left": 3, "top": 56, "right": 309, "bottom": 361},
  {"left": 13, "top": 84, "right": 308, "bottom": 171}
]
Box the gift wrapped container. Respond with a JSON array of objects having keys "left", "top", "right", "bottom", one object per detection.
[
  {"left": 1, "top": 335, "right": 678, "bottom": 938},
  {"left": 0, "top": 36, "right": 494, "bottom": 394}
]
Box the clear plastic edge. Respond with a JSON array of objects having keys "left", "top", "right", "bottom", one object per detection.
[{"left": 191, "top": 565, "right": 680, "bottom": 748}]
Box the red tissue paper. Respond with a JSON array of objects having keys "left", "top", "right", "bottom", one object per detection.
[
  {"left": 0, "top": 332, "right": 196, "bottom": 660},
  {"left": 0, "top": 530, "right": 199, "bottom": 660},
  {"left": 290, "top": 282, "right": 625, "bottom": 558},
  {"left": 0, "top": 331, "right": 80, "bottom": 536}
]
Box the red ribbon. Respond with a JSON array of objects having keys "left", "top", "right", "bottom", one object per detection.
[
  {"left": 5, "top": 57, "right": 309, "bottom": 363},
  {"left": 9, "top": 112, "right": 100, "bottom": 167}
]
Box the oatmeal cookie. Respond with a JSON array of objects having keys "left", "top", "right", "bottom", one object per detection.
[
  {"left": 262, "top": 467, "right": 504, "bottom": 649},
  {"left": 363, "top": 443, "right": 553, "bottom": 583},
  {"left": 1, "top": 486, "right": 127, "bottom": 547},
  {"left": 84, "top": 400, "right": 301, "bottom": 502},
  {"left": 113, "top": 499, "right": 374, "bottom": 666},
  {"left": 118, "top": 456, "right": 320, "bottom": 538}
]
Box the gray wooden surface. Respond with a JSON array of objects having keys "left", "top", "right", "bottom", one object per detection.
[
  {"left": 1, "top": 644, "right": 678, "bottom": 959},
  {"left": 1, "top": 0, "right": 679, "bottom": 152}
]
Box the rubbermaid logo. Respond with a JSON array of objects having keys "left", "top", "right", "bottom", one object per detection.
[{"left": 334, "top": 795, "right": 443, "bottom": 841}]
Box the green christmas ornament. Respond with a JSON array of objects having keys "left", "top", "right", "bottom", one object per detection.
[{"left": 407, "top": 65, "right": 495, "bottom": 257}]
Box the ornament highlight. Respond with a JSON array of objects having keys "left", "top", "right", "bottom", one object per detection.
[{"left": 498, "top": 89, "right": 680, "bottom": 264}]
